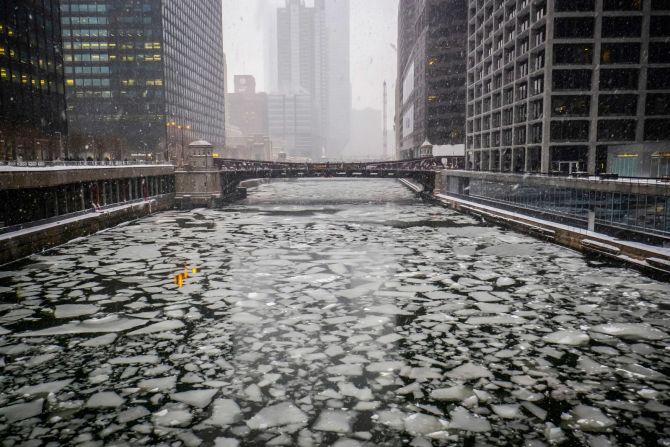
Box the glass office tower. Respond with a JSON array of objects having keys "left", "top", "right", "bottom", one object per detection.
[
  {"left": 0, "top": 0, "right": 67, "bottom": 161},
  {"left": 60, "top": 0, "right": 225, "bottom": 161}
]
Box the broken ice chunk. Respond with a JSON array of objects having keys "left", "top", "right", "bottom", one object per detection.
[
  {"left": 365, "top": 304, "right": 412, "bottom": 315},
  {"left": 86, "top": 391, "right": 124, "bottom": 408},
  {"left": 430, "top": 386, "right": 475, "bottom": 402},
  {"left": 206, "top": 399, "right": 242, "bottom": 426},
  {"left": 403, "top": 413, "right": 444, "bottom": 435},
  {"left": 490, "top": 404, "right": 522, "bottom": 419},
  {"left": 0, "top": 399, "right": 43, "bottom": 422},
  {"left": 571, "top": 405, "right": 615, "bottom": 432},
  {"left": 313, "top": 409, "right": 354, "bottom": 433},
  {"left": 338, "top": 382, "right": 374, "bottom": 401},
  {"left": 153, "top": 407, "right": 193, "bottom": 427},
  {"left": 542, "top": 330, "right": 590, "bottom": 346},
  {"left": 590, "top": 323, "right": 668, "bottom": 341},
  {"left": 80, "top": 333, "right": 117, "bottom": 347},
  {"left": 17, "top": 316, "right": 146, "bottom": 337},
  {"left": 247, "top": 402, "right": 308, "bottom": 429},
  {"left": 127, "top": 320, "right": 185, "bottom": 335},
  {"left": 117, "top": 406, "right": 150, "bottom": 424},
  {"left": 16, "top": 379, "right": 72, "bottom": 396},
  {"left": 447, "top": 407, "right": 491, "bottom": 432},
  {"left": 138, "top": 375, "right": 177, "bottom": 391},
  {"left": 171, "top": 389, "right": 218, "bottom": 408},
  {"left": 244, "top": 384, "right": 263, "bottom": 402},
  {"left": 214, "top": 438, "right": 239, "bottom": 447},
  {"left": 327, "top": 364, "right": 364, "bottom": 376},
  {"left": 446, "top": 363, "right": 492, "bottom": 380},
  {"left": 54, "top": 304, "right": 100, "bottom": 319}
]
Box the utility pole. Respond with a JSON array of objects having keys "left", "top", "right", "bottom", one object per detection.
[{"left": 383, "top": 81, "right": 388, "bottom": 160}]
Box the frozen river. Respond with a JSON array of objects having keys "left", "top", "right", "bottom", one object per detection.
[{"left": 0, "top": 179, "right": 669, "bottom": 447}]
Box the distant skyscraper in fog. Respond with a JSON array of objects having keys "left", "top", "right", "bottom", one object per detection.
[{"left": 274, "top": 0, "right": 350, "bottom": 160}]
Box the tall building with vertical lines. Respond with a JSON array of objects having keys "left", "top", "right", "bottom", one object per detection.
[
  {"left": 465, "top": 0, "right": 670, "bottom": 176},
  {"left": 59, "top": 0, "right": 226, "bottom": 161},
  {"left": 0, "top": 0, "right": 67, "bottom": 161},
  {"left": 273, "top": 0, "right": 350, "bottom": 160},
  {"left": 395, "top": 0, "right": 468, "bottom": 160}
]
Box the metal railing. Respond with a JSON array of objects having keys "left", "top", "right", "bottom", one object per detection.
[
  {"left": 0, "top": 160, "right": 172, "bottom": 168},
  {"left": 214, "top": 156, "right": 460, "bottom": 173},
  {"left": 462, "top": 169, "right": 670, "bottom": 187}
]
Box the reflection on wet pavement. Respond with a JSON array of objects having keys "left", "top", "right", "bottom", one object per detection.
[{"left": 0, "top": 179, "right": 669, "bottom": 446}]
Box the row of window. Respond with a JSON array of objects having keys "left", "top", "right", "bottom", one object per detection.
[
  {"left": 554, "top": 43, "right": 670, "bottom": 65},
  {"left": 552, "top": 94, "right": 670, "bottom": 116},
  {"left": 554, "top": 16, "right": 670, "bottom": 39},
  {"left": 556, "top": 0, "right": 669, "bottom": 11},
  {"left": 60, "top": 4, "right": 107, "bottom": 13},
  {"left": 64, "top": 17, "right": 108, "bottom": 25},
  {"left": 62, "top": 28, "right": 109, "bottom": 38},
  {"left": 467, "top": 118, "right": 670, "bottom": 144}
]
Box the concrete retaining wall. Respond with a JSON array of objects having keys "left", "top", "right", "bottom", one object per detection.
[{"left": 0, "top": 194, "right": 174, "bottom": 266}]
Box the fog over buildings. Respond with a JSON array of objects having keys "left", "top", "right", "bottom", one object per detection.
[{"left": 222, "top": 0, "right": 398, "bottom": 159}]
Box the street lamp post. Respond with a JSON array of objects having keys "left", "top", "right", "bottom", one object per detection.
[{"left": 167, "top": 121, "right": 191, "bottom": 167}]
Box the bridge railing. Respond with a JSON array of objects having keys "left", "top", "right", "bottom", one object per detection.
[
  {"left": 0, "top": 160, "right": 171, "bottom": 169},
  {"left": 213, "top": 156, "right": 453, "bottom": 173}
]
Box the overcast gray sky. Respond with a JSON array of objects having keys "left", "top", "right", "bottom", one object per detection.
[{"left": 221, "top": 0, "right": 399, "bottom": 112}]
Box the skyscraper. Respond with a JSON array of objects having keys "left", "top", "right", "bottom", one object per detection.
[
  {"left": 322, "top": 0, "right": 352, "bottom": 159},
  {"left": 465, "top": 0, "right": 670, "bottom": 176},
  {"left": 275, "top": 0, "right": 350, "bottom": 160},
  {"left": 0, "top": 0, "right": 67, "bottom": 161},
  {"left": 60, "top": 0, "right": 226, "bottom": 161},
  {"left": 395, "top": 0, "right": 468, "bottom": 160}
]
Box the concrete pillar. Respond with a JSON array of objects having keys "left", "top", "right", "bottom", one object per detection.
[
  {"left": 80, "top": 184, "right": 85, "bottom": 210},
  {"left": 587, "top": 0, "right": 602, "bottom": 176},
  {"left": 540, "top": 0, "right": 555, "bottom": 174},
  {"left": 636, "top": 0, "right": 651, "bottom": 144}
]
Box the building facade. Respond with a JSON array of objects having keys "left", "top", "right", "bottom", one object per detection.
[
  {"left": 396, "top": 0, "right": 468, "bottom": 160},
  {"left": 465, "top": 0, "right": 670, "bottom": 176},
  {"left": 275, "top": 0, "right": 350, "bottom": 160},
  {"left": 226, "top": 75, "right": 272, "bottom": 160},
  {"left": 268, "top": 93, "right": 313, "bottom": 159},
  {"left": 59, "top": 0, "right": 225, "bottom": 161},
  {"left": 0, "top": 0, "right": 67, "bottom": 161}
]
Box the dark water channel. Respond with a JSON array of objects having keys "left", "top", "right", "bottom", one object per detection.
[{"left": 0, "top": 179, "right": 669, "bottom": 447}]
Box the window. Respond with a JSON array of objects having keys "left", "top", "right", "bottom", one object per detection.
[
  {"left": 649, "top": 43, "right": 670, "bottom": 64},
  {"left": 551, "top": 121, "right": 590, "bottom": 141},
  {"left": 600, "top": 69, "right": 638, "bottom": 90},
  {"left": 552, "top": 95, "right": 590, "bottom": 116},
  {"left": 601, "top": 43, "right": 640, "bottom": 64},
  {"left": 645, "top": 119, "right": 670, "bottom": 140},
  {"left": 532, "top": 76, "right": 544, "bottom": 95},
  {"left": 530, "top": 99, "right": 543, "bottom": 119},
  {"left": 598, "top": 95, "right": 637, "bottom": 116},
  {"left": 554, "top": 18, "right": 594, "bottom": 38},
  {"left": 516, "top": 104, "right": 527, "bottom": 122},
  {"left": 602, "top": 16, "right": 642, "bottom": 37},
  {"left": 597, "top": 120, "right": 636, "bottom": 141},
  {"left": 553, "top": 70, "right": 592, "bottom": 90},
  {"left": 554, "top": 44, "right": 593, "bottom": 64},
  {"left": 530, "top": 123, "right": 542, "bottom": 143},
  {"left": 650, "top": 16, "right": 670, "bottom": 36},
  {"left": 652, "top": 0, "right": 670, "bottom": 9},
  {"left": 555, "top": 0, "right": 595, "bottom": 10},
  {"left": 603, "top": 0, "right": 642, "bottom": 9},
  {"left": 647, "top": 68, "right": 670, "bottom": 90},
  {"left": 503, "top": 108, "right": 514, "bottom": 125},
  {"left": 646, "top": 94, "right": 670, "bottom": 115}
]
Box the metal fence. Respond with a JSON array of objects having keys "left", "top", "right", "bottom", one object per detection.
[{"left": 0, "top": 160, "right": 172, "bottom": 168}]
